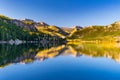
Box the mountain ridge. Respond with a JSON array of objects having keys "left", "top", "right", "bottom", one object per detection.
[
  {"left": 0, "top": 14, "right": 66, "bottom": 43},
  {"left": 1, "top": 14, "right": 120, "bottom": 42}
]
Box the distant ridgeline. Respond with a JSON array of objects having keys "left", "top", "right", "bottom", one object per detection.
[
  {"left": 69, "top": 21, "right": 120, "bottom": 42},
  {"left": 0, "top": 14, "right": 67, "bottom": 43}
]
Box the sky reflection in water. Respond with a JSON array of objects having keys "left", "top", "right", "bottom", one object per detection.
[{"left": 0, "top": 43, "right": 120, "bottom": 80}]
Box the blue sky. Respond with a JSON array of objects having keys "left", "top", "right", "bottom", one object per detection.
[{"left": 0, "top": 0, "right": 120, "bottom": 27}]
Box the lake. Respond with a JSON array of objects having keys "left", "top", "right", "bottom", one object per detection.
[{"left": 1, "top": 42, "right": 120, "bottom": 80}]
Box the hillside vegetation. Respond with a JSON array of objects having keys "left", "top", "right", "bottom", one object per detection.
[
  {"left": 0, "top": 14, "right": 65, "bottom": 42},
  {"left": 69, "top": 21, "right": 120, "bottom": 41},
  {"left": 1, "top": 14, "right": 120, "bottom": 42},
  {"left": 36, "top": 25, "right": 68, "bottom": 38}
]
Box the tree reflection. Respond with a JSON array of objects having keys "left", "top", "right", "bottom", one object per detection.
[{"left": 1, "top": 42, "right": 120, "bottom": 68}]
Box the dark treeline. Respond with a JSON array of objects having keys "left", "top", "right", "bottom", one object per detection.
[{"left": 0, "top": 42, "right": 64, "bottom": 68}]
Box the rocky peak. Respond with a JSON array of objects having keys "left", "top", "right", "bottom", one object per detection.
[
  {"left": 11, "top": 19, "right": 36, "bottom": 31},
  {"left": 72, "top": 26, "right": 82, "bottom": 30},
  {"left": 37, "top": 22, "right": 49, "bottom": 26},
  {"left": 114, "top": 21, "right": 120, "bottom": 24},
  {"left": 107, "top": 21, "right": 120, "bottom": 30},
  {"left": 20, "top": 18, "right": 34, "bottom": 22}
]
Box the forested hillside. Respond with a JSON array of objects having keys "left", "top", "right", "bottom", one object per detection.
[{"left": 0, "top": 14, "right": 65, "bottom": 42}]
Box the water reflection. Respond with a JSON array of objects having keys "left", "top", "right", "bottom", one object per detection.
[
  {"left": 1, "top": 42, "right": 120, "bottom": 68},
  {"left": 67, "top": 42, "right": 120, "bottom": 62},
  {"left": 0, "top": 43, "right": 63, "bottom": 68}
]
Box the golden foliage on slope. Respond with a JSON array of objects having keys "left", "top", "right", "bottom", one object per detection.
[{"left": 36, "top": 25, "right": 66, "bottom": 38}]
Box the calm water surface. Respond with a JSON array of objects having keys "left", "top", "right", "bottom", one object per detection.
[{"left": 0, "top": 43, "right": 120, "bottom": 80}]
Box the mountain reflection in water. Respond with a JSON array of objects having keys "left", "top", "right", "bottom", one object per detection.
[{"left": 1, "top": 42, "right": 120, "bottom": 68}]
